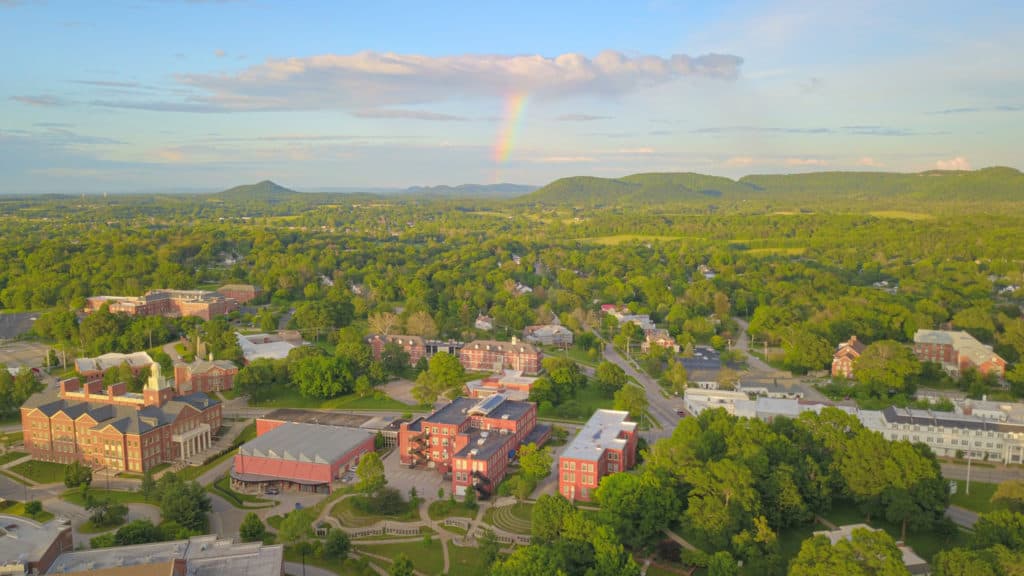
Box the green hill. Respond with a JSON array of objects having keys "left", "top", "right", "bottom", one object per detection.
[
  {"left": 212, "top": 180, "right": 302, "bottom": 204},
  {"left": 523, "top": 167, "right": 1024, "bottom": 206}
]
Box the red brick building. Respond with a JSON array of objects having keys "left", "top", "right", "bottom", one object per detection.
[
  {"left": 367, "top": 334, "right": 427, "bottom": 366},
  {"left": 217, "top": 284, "right": 262, "bottom": 304},
  {"left": 558, "top": 409, "right": 638, "bottom": 502},
  {"left": 465, "top": 372, "right": 537, "bottom": 401},
  {"left": 832, "top": 335, "right": 866, "bottom": 379},
  {"left": 85, "top": 289, "right": 238, "bottom": 321},
  {"left": 20, "top": 366, "right": 221, "bottom": 473},
  {"left": 914, "top": 329, "right": 1007, "bottom": 378},
  {"left": 174, "top": 359, "right": 238, "bottom": 395},
  {"left": 640, "top": 329, "right": 680, "bottom": 353},
  {"left": 231, "top": 422, "right": 375, "bottom": 494},
  {"left": 459, "top": 338, "right": 543, "bottom": 375},
  {"left": 0, "top": 515, "right": 73, "bottom": 576},
  {"left": 398, "top": 394, "right": 549, "bottom": 498}
]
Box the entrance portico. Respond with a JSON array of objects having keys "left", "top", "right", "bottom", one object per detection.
[{"left": 173, "top": 423, "right": 212, "bottom": 460}]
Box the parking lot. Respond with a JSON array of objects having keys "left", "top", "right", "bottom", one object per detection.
[
  {"left": 381, "top": 448, "right": 448, "bottom": 500},
  {"left": 0, "top": 340, "right": 50, "bottom": 369}
]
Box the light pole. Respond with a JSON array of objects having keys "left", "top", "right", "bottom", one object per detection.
[{"left": 966, "top": 452, "right": 972, "bottom": 495}]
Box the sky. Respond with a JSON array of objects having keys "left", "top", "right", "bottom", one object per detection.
[{"left": 1, "top": 0, "right": 1022, "bottom": 193}]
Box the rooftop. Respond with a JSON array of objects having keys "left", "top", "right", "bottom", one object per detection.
[
  {"left": 812, "top": 524, "right": 928, "bottom": 573},
  {"left": 23, "top": 390, "right": 219, "bottom": 435},
  {"left": 238, "top": 422, "right": 374, "bottom": 464},
  {"left": 914, "top": 329, "right": 1004, "bottom": 366},
  {"left": 463, "top": 339, "right": 539, "bottom": 355},
  {"left": 75, "top": 352, "right": 154, "bottom": 374},
  {"left": 0, "top": 515, "right": 69, "bottom": 570},
  {"left": 453, "top": 429, "right": 514, "bottom": 462},
  {"left": 561, "top": 409, "right": 636, "bottom": 461},
  {"left": 236, "top": 332, "right": 297, "bottom": 361},
  {"left": 45, "top": 534, "right": 282, "bottom": 576},
  {"left": 260, "top": 408, "right": 402, "bottom": 430}
]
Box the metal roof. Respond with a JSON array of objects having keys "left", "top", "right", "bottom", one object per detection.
[
  {"left": 561, "top": 409, "right": 635, "bottom": 461},
  {"left": 238, "top": 422, "right": 373, "bottom": 464}
]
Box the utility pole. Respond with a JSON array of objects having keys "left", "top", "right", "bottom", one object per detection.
[{"left": 966, "top": 453, "right": 972, "bottom": 495}]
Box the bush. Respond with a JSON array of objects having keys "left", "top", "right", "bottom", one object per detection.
[
  {"left": 24, "top": 500, "right": 42, "bottom": 516},
  {"left": 90, "top": 533, "right": 117, "bottom": 548},
  {"left": 353, "top": 488, "right": 409, "bottom": 516}
]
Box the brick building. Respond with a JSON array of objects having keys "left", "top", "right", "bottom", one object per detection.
[
  {"left": 367, "top": 334, "right": 427, "bottom": 366},
  {"left": 465, "top": 371, "right": 538, "bottom": 401},
  {"left": 85, "top": 289, "right": 238, "bottom": 321},
  {"left": 913, "top": 329, "right": 1007, "bottom": 378},
  {"left": 398, "top": 394, "right": 549, "bottom": 498},
  {"left": 20, "top": 365, "right": 221, "bottom": 472},
  {"left": 0, "top": 515, "right": 72, "bottom": 576},
  {"left": 558, "top": 409, "right": 638, "bottom": 502},
  {"left": 832, "top": 335, "right": 866, "bottom": 379},
  {"left": 75, "top": 351, "right": 155, "bottom": 383},
  {"left": 459, "top": 338, "right": 543, "bottom": 375},
  {"left": 174, "top": 359, "right": 238, "bottom": 395},
  {"left": 640, "top": 329, "right": 680, "bottom": 353},
  {"left": 523, "top": 325, "right": 574, "bottom": 347},
  {"left": 217, "top": 284, "right": 262, "bottom": 304}
]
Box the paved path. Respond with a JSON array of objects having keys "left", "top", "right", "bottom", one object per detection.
[
  {"left": 945, "top": 505, "right": 980, "bottom": 529},
  {"left": 662, "top": 528, "right": 698, "bottom": 551},
  {"left": 941, "top": 462, "right": 1024, "bottom": 484},
  {"left": 284, "top": 561, "right": 339, "bottom": 576}
]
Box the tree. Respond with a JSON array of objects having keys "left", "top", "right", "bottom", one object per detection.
[
  {"left": 292, "top": 355, "right": 354, "bottom": 399},
  {"left": 279, "top": 508, "right": 315, "bottom": 543},
  {"left": 369, "top": 312, "right": 401, "bottom": 336},
  {"left": 854, "top": 341, "right": 921, "bottom": 396},
  {"left": 789, "top": 528, "right": 910, "bottom": 576},
  {"left": 140, "top": 469, "right": 156, "bottom": 501},
  {"left": 411, "top": 352, "right": 465, "bottom": 405},
  {"left": 972, "top": 510, "right": 1024, "bottom": 550},
  {"left": 992, "top": 480, "right": 1024, "bottom": 513},
  {"left": 933, "top": 548, "right": 998, "bottom": 576},
  {"left": 240, "top": 512, "right": 266, "bottom": 542},
  {"left": 390, "top": 553, "right": 415, "bottom": 576},
  {"left": 518, "top": 443, "right": 553, "bottom": 482},
  {"left": 531, "top": 494, "right": 575, "bottom": 541},
  {"left": 406, "top": 311, "right": 438, "bottom": 338},
  {"left": 381, "top": 342, "right": 410, "bottom": 375},
  {"left": 594, "top": 361, "right": 627, "bottom": 396},
  {"left": 88, "top": 499, "right": 128, "bottom": 527},
  {"left": 464, "top": 485, "right": 478, "bottom": 509},
  {"left": 159, "top": 475, "right": 212, "bottom": 533},
  {"left": 480, "top": 528, "right": 501, "bottom": 567},
  {"left": 595, "top": 471, "right": 680, "bottom": 549},
  {"left": 64, "top": 460, "right": 93, "bottom": 489},
  {"left": 781, "top": 329, "right": 833, "bottom": 374},
  {"left": 613, "top": 385, "right": 648, "bottom": 420},
  {"left": 324, "top": 528, "right": 351, "bottom": 560},
  {"left": 114, "top": 519, "right": 163, "bottom": 546},
  {"left": 662, "top": 359, "right": 688, "bottom": 395},
  {"left": 707, "top": 551, "right": 739, "bottom": 576},
  {"left": 356, "top": 452, "right": 386, "bottom": 493},
  {"left": 24, "top": 500, "right": 42, "bottom": 516}
]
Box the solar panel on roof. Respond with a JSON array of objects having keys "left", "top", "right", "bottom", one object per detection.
[{"left": 470, "top": 394, "right": 506, "bottom": 415}]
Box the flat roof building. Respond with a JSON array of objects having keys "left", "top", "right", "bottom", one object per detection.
[
  {"left": 558, "top": 409, "right": 638, "bottom": 502},
  {"left": 74, "top": 352, "right": 154, "bottom": 382},
  {"left": 231, "top": 422, "right": 375, "bottom": 494},
  {"left": 0, "top": 514, "right": 72, "bottom": 576},
  {"left": 236, "top": 332, "right": 299, "bottom": 363},
  {"left": 812, "top": 524, "right": 929, "bottom": 575}
]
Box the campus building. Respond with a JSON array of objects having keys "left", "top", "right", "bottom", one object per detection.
[
  {"left": 85, "top": 289, "right": 238, "bottom": 321},
  {"left": 0, "top": 515, "right": 72, "bottom": 576},
  {"left": 367, "top": 334, "right": 464, "bottom": 367},
  {"left": 231, "top": 422, "right": 375, "bottom": 494},
  {"left": 45, "top": 534, "right": 283, "bottom": 576},
  {"left": 216, "top": 284, "right": 262, "bottom": 304},
  {"left": 236, "top": 331, "right": 302, "bottom": 363},
  {"left": 20, "top": 365, "right": 221, "bottom": 472},
  {"left": 558, "top": 409, "right": 638, "bottom": 502},
  {"left": 398, "top": 394, "right": 549, "bottom": 498},
  {"left": 459, "top": 338, "right": 543, "bottom": 375},
  {"left": 831, "top": 335, "right": 865, "bottom": 379},
  {"left": 465, "top": 371, "right": 538, "bottom": 401},
  {"left": 173, "top": 359, "right": 238, "bottom": 395},
  {"left": 522, "top": 325, "right": 574, "bottom": 347},
  {"left": 74, "top": 352, "right": 155, "bottom": 383},
  {"left": 913, "top": 329, "right": 1006, "bottom": 378}
]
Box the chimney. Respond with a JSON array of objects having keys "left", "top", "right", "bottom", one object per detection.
[
  {"left": 209, "top": 352, "right": 213, "bottom": 362},
  {"left": 511, "top": 336, "right": 518, "bottom": 345},
  {"left": 850, "top": 335, "right": 857, "bottom": 343},
  {"left": 60, "top": 378, "right": 80, "bottom": 396}
]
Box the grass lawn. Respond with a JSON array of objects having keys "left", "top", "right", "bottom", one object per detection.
[
  {"left": 427, "top": 499, "right": 478, "bottom": 520},
  {"left": 208, "top": 475, "right": 277, "bottom": 508},
  {"left": 949, "top": 480, "right": 998, "bottom": 513},
  {"left": 10, "top": 460, "right": 66, "bottom": 484},
  {"left": 178, "top": 449, "right": 236, "bottom": 482},
  {"left": 355, "top": 539, "right": 446, "bottom": 576},
  {"left": 0, "top": 451, "right": 28, "bottom": 466},
  {"left": 823, "top": 499, "right": 970, "bottom": 562},
  {"left": 251, "top": 387, "right": 417, "bottom": 411},
  {"left": 0, "top": 500, "right": 55, "bottom": 523},
  {"left": 0, "top": 432, "right": 24, "bottom": 446},
  {"left": 62, "top": 487, "right": 154, "bottom": 506},
  {"left": 542, "top": 345, "right": 601, "bottom": 367},
  {"left": 78, "top": 519, "right": 125, "bottom": 534},
  {"left": 537, "top": 384, "right": 615, "bottom": 422},
  {"left": 483, "top": 502, "right": 533, "bottom": 535},
  {"left": 281, "top": 545, "right": 343, "bottom": 576},
  {"left": 331, "top": 495, "right": 419, "bottom": 527},
  {"left": 447, "top": 544, "right": 501, "bottom": 576}
]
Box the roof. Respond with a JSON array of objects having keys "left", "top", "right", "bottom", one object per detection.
[
  {"left": 47, "top": 560, "right": 180, "bottom": 576},
  {"left": 524, "top": 325, "right": 571, "bottom": 336},
  {"left": 74, "top": 352, "right": 154, "bottom": 374},
  {"left": 183, "top": 360, "right": 238, "bottom": 375},
  {"left": 425, "top": 397, "right": 480, "bottom": 425},
  {"left": 260, "top": 409, "right": 375, "bottom": 428},
  {"left": 561, "top": 409, "right": 636, "bottom": 461},
  {"left": 368, "top": 334, "right": 426, "bottom": 347},
  {"left": 454, "top": 430, "right": 514, "bottom": 462},
  {"left": 217, "top": 284, "right": 258, "bottom": 292},
  {"left": 835, "top": 335, "right": 866, "bottom": 355},
  {"left": 238, "top": 422, "right": 374, "bottom": 465},
  {"left": 424, "top": 395, "right": 534, "bottom": 426},
  {"left": 875, "top": 405, "right": 1024, "bottom": 434},
  {"left": 45, "top": 535, "right": 283, "bottom": 576},
  {"left": 463, "top": 339, "right": 539, "bottom": 355},
  {"left": 0, "top": 515, "right": 68, "bottom": 569},
  {"left": 236, "top": 332, "right": 297, "bottom": 361},
  {"left": 914, "top": 329, "right": 1005, "bottom": 367},
  {"left": 21, "top": 390, "right": 217, "bottom": 435}
]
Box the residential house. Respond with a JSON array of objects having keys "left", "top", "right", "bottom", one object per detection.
[
  {"left": 831, "top": 335, "right": 866, "bottom": 379},
  {"left": 174, "top": 359, "right": 238, "bottom": 395},
  {"left": 474, "top": 315, "right": 494, "bottom": 331},
  {"left": 640, "top": 329, "right": 680, "bottom": 353}
]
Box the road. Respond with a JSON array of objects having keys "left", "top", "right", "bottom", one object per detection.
[
  {"left": 945, "top": 505, "right": 979, "bottom": 529},
  {"left": 941, "top": 462, "right": 1024, "bottom": 484},
  {"left": 595, "top": 333, "right": 682, "bottom": 443},
  {"left": 284, "top": 561, "right": 338, "bottom": 576},
  {"left": 731, "top": 317, "right": 775, "bottom": 373}
]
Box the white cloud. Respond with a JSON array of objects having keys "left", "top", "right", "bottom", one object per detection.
[
  {"left": 785, "top": 157, "right": 828, "bottom": 166},
  {"left": 617, "top": 147, "right": 655, "bottom": 154},
  {"left": 100, "top": 50, "right": 742, "bottom": 113},
  {"left": 353, "top": 109, "right": 467, "bottom": 122},
  {"left": 11, "top": 95, "right": 66, "bottom": 107},
  {"left": 857, "top": 156, "right": 884, "bottom": 167},
  {"left": 534, "top": 156, "right": 598, "bottom": 164},
  {"left": 935, "top": 156, "right": 971, "bottom": 170},
  {"left": 725, "top": 156, "right": 755, "bottom": 166},
  {"left": 556, "top": 114, "right": 611, "bottom": 122}
]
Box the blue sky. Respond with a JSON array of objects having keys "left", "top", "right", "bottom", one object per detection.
[{"left": 2, "top": 0, "right": 1022, "bottom": 192}]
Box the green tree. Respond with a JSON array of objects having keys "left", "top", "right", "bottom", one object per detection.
[
  {"left": 159, "top": 475, "right": 212, "bottom": 533},
  {"left": 782, "top": 329, "right": 833, "bottom": 373},
  {"left": 88, "top": 499, "right": 129, "bottom": 527},
  {"left": 518, "top": 443, "right": 553, "bottom": 482},
  {"left": 789, "top": 528, "right": 910, "bottom": 576},
  {"left": 324, "top": 528, "right": 351, "bottom": 560},
  {"left": 411, "top": 352, "right": 465, "bottom": 405},
  {"left": 933, "top": 548, "right": 998, "bottom": 576},
  {"left": 140, "top": 469, "right": 156, "bottom": 501},
  {"left": 595, "top": 471, "right": 680, "bottom": 549},
  {"left": 662, "top": 359, "right": 688, "bottom": 395},
  {"left": 381, "top": 341, "right": 410, "bottom": 374},
  {"left": 464, "top": 484, "right": 478, "bottom": 510},
  {"left": 279, "top": 508, "right": 315, "bottom": 543},
  {"left": 389, "top": 553, "right": 415, "bottom": 576},
  {"left": 24, "top": 500, "right": 42, "bottom": 516},
  {"left": 356, "top": 452, "right": 386, "bottom": 493},
  {"left": 114, "top": 519, "right": 163, "bottom": 545},
  {"left": 240, "top": 512, "right": 266, "bottom": 542},
  {"left": 64, "top": 460, "right": 93, "bottom": 489},
  {"left": 992, "top": 480, "right": 1024, "bottom": 513},
  {"left": 972, "top": 510, "right": 1024, "bottom": 550},
  {"left": 594, "top": 361, "right": 627, "bottom": 396},
  {"left": 853, "top": 341, "right": 921, "bottom": 396},
  {"left": 531, "top": 494, "right": 575, "bottom": 541},
  {"left": 613, "top": 385, "right": 648, "bottom": 420},
  {"left": 480, "top": 528, "right": 501, "bottom": 567},
  {"left": 707, "top": 551, "right": 739, "bottom": 576}
]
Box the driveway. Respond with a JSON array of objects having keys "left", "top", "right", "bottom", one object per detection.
[
  {"left": 378, "top": 379, "right": 419, "bottom": 406},
  {"left": 381, "top": 448, "right": 447, "bottom": 500}
]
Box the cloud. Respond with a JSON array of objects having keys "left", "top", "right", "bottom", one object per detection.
[
  {"left": 90, "top": 99, "right": 226, "bottom": 113},
  {"left": 534, "top": 156, "right": 598, "bottom": 164},
  {"left": 785, "top": 157, "right": 828, "bottom": 167},
  {"left": 353, "top": 109, "right": 468, "bottom": 122},
  {"left": 95, "top": 50, "right": 743, "bottom": 113},
  {"left": 694, "top": 125, "right": 944, "bottom": 137},
  {"left": 930, "top": 105, "right": 1021, "bottom": 115},
  {"left": 935, "top": 156, "right": 971, "bottom": 170},
  {"left": 214, "top": 49, "right": 227, "bottom": 58},
  {"left": 857, "top": 156, "right": 884, "bottom": 167},
  {"left": 725, "top": 156, "right": 755, "bottom": 166},
  {"left": 799, "top": 76, "right": 823, "bottom": 94},
  {"left": 695, "top": 125, "right": 832, "bottom": 135},
  {"left": 11, "top": 95, "right": 67, "bottom": 107},
  {"left": 617, "top": 147, "right": 655, "bottom": 154},
  {"left": 556, "top": 114, "right": 611, "bottom": 122}
]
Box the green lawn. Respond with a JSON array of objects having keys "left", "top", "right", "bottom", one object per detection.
[
  {"left": 62, "top": 487, "right": 154, "bottom": 506},
  {"left": 537, "top": 384, "right": 615, "bottom": 422},
  {"left": 355, "top": 539, "right": 446, "bottom": 576},
  {"left": 178, "top": 449, "right": 236, "bottom": 482},
  {"left": 0, "top": 432, "right": 24, "bottom": 446},
  {"left": 542, "top": 345, "right": 601, "bottom": 367},
  {"left": 0, "top": 451, "right": 28, "bottom": 465},
  {"left": 483, "top": 502, "right": 533, "bottom": 534},
  {"left": 427, "top": 499, "right": 478, "bottom": 520},
  {"left": 823, "top": 499, "right": 970, "bottom": 562},
  {"left": 208, "top": 475, "right": 277, "bottom": 508},
  {"left": 448, "top": 544, "right": 502, "bottom": 576},
  {"left": 0, "top": 500, "right": 55, "bottom": 523},
  {"left": 330, "top": 495, "right": 419, "bottom": 527},
  {"left": 251, "top": 387, "right": 418, "bottom": 411},
  {"left": 78, "top": 518, "right": 125, "bottom": 534},
  {"left": 949, "top": 480, "right": 998, "bottom": 513},
  {"left": 10, "top": 460, "right": 66, "bottom": 484}
]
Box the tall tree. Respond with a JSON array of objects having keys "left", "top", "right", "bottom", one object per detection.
[
  {"left": 853, "top": 341, "right": 921, "bottom": 396},
  {"left": 613, "top": 385, "right": 648, "bottom": 420},
  {"left": 789, "top": 528, "right": 910, "bottom": 576}
]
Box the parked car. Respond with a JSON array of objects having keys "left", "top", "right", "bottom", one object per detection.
[
  {"left": 264, "top": 487, "right": 279, "bottom": 495},
  {"left": 676, "top": 409, "right": 687, "bottom": 416}
]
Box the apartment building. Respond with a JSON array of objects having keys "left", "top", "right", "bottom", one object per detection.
[{"left": 558, "top": 409, "right": 638, "bottom": 502}]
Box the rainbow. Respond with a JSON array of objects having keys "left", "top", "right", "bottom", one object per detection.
[{"left": 493, "top": 93, "right": 529, "bottom": 164}]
